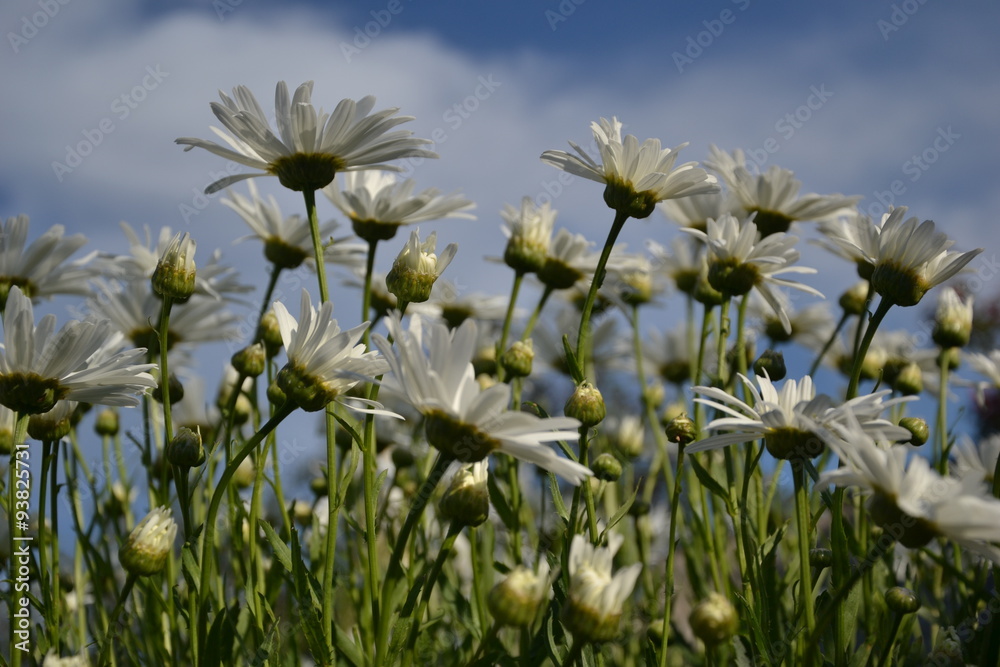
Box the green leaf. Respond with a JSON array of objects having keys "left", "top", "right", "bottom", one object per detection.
[
  {"left": 562, "top": 334, "right": 584, "bottom": 384},
  {"left": 249, "top": 624, "right": 279, "bottom": 667},
  {"left": 259, "top": 519, "right": 292, "bottom": 572},
  {"left": 181, "top": 543, "right": 200, "bottom": 596},
  {"left": 548, "top": 473, "right": 570, "bottom": 523},
  {"left": 600, "top": 482, "right": 638, "bottom": 541},
  {"left": 488, "top": 472, "right": 517, "bottom": 531}
]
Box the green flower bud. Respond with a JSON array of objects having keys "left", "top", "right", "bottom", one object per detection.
[
  {"left": 753, "top": 349, "right": 787, "bottom": 382},
  {"left": 603, "top": 180, "right": 657, "bottom": 219},
  {"left": 591, "top": 453, "right": 623, "bottom": 482},
  {"left": 689, "top": 592, "right": 739, "bottom": 647},
  {"left": 884, "top": 586, "right": 921, "bottom": 614},
  {"left": 488, "top": 564, "right": 552, "bottom": 627},
  {"left": 500, "top": 340, "right": 534, "bottom": 379},
  {"left": 152, "top": 373, "right": 184, "bottom": 404},
  {"left": 693, "top": 268, "right": 723, "bottom": 306},
  {"left": 263, "top": 236, "right": 309, "bottom": 270},
  {"left": 892, "top": 362, "right": 923, "bottom": 396},
  {"left": 763, "top": 426, "right": 825, "bottom": 461},
  {"left": 391, "top": 447, "right": 416, "bottom": 470},
  {"left": 232, "top": 343, "right": 267, "bottom": 378},
  {"left": 119, "top": 506, "right": 178, "bottom": 577},
  {"left": 151, "top": 232, "right": 197, "bottom": 300},
  {"left": 165, "top": 427, "right": 206, "bottom": 468},
  {"left": 28, "top": 401, "right": 75, "bottom": 441},
  {"left": 867, "top": 493, "right": 937, "bottom": 548},
  {"left": 439, "top": 461, "right": 490, "bottom": 527},
  {"left": 708, "top": 257, "right": 759, "bottom": 297},
  {"left": 270, "top": 152, "right": 342, "bottom": 192},
  {"left": 748, "top": 208, "right": 794, "bottom": 237},
  {"left": 94, "top": 408, "right": 119, "bottom": 437},
  {"left": 385, "top": 230, "right": 456, "bottom": 304},
  {"left": 266, "top": 381, "right": 286, "bottom": 408},
  {"left": 809, "top": 548, "right": 833, "bottom": 569},
  {"left": 898, "top": 416, "right": 929, "bottom": 447},
  {"left": 871, "top": 261, "right": 928, "bottom": 307},
  {"left": 565, "top": 381, "right": 606, "bottom": 427},
  {"left": 257, "top": 310, "right": 284, "bottom": 358},
  {"left": 665, "top": 413, "right": 697, "bottom": 446},
  {"left": 839, "top": 280, "right": 870, "bottom": 316},
  {"left": 537, "top": 257, "right": 584, "bottom": 290}
]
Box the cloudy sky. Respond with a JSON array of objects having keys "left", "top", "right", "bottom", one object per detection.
[{"left": 3, "top": 0, "right": 998, "bottom": 406}]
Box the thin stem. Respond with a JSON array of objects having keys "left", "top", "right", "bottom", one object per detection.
[
  {"left": 659, "top": 440, "right": 687, "bottom": 666},
  {"left": 402, "top": 522, "right": 463, "bottom": 660},
  {"left": 809, "top": 311, "right": 850, "bottom": 377},
  {"left": 846, "top": 298, "right": 894, "bottom": 400},
  {"left": 716, "top": 296, "right": 732, "bottom": 390},
  {"left": 560, "top": 639, "right": 585, "bottom": 667},
  {"left": 521, "top": 285, "right": 554, "bottom": 342},
  {"left": 873, "top": 613, "right": 905, "bottom": 667},
  {"left": 575, "top": 210, "right": 629, "bottom": 367},
  {"left": 158, "top": 295, "right": 175, "bottom": 446},
  {"left": 97, "top": 573, "right": 138, "bottom": 667},
  {"left": 936, "top": 347, "right": 952, "bottom": 475},
  {"left": 303, "top": 188, "right": 329, "bottom": 302},
  {"left": 496, "top": 271, "right": 525, "bottom": 383},
  {"left": 793, "top": 461, "right": 817, "bottom": 664}
]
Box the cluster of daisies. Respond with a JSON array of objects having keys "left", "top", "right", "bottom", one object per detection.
[{"left": 3, "top": 79, "right": 999, "bottom": 667}]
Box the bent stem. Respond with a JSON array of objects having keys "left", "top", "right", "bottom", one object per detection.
[
  {"left": 574, "top": 210, "right": 629, "bottom": 366},
  {"left": 846, "top": 296, "right": 891, "bottom": 400},
  {"left": 793, "top": 461, "right": 816, "bottom": 664}
]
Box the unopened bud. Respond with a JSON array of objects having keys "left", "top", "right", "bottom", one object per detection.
[
  {"left": 439, "top": 461, "right": 489, "bottom": 527},
  {"left": 884, "top": 586, "right": 921, "bottom": 614},
  {"left": 95, "top": 408, "right": 119, "bottom": 437},
  {"left": 257, "top": 310, "right": 284, "bottom": 357},
  {"left": 232, "top": 343, "right": 267, "bottom": 378},
  {"left": 839, "top": 280, "right": 870, "bottom": 316},
  {"left": 500, "top": 340, "right": 534, "bottom": 379},
  {"left": 591, "top": 453, "right": 623, "bottom": 482},
  {"left": 119, "top": 506, "right": 177, "bottom": 577},
  {"left": 892, "top": 362, "right": 923, "bottom": 396},
  {"left": 932, "top": 287, "right": 973, "bottom": 349},
  {"left": 488, "top": 563, "right": 552, "bottom": 627},
  {"left": 898, "top": 417, "right": 929, "bottom": 447},
  {"left": 689, "top": 592, "right": 739, "bottom": 647},
  {"left": 152, "top": 373, "right": 184, "bottom": 404},
  {"left": 165, "top": 427, "right": 206, "bottom": 468},
  {"left": 665, "top": 413, "right": 697, "bottom": 446},
  {"left": 151, "top": 232, "right": 197, "bottom": 300},
  {"left": 753, "top": 349, "right": 786, "bottom": 382},
  {"left": 565, "top": 381, "right": 606, "bottom": 427}
]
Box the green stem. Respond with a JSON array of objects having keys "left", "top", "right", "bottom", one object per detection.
[
  {"left": 521, "top": 285, "right": 554, "bottom": 342},
  {"left": 659, "top": 440, "right": 686, "bottom": 666},
  {"left": 496, "top": 271, "right": 525, "bottom": 383},
  {"left": 574, "top": 210, "right": 629, "bottom": 368},
  {"left": 873, "top": 613, "right": 905, "bottom": 667},
  {"left": 97, "top": 573, "right": 138, "bottom": 667},
  {"left": 402, "top": 522, "right": 463, "bottom": 660},
  {"left": 158, "top": 295, "right": 175, "bottom": 446},
  {"left": 936, "top": 347, "right": 952, "bottom": 475},
  {"left": 794, "top": 461, "right": 817, "bottom": 664},
  {"left": 560, "top": 639, "right": 585, "bottom": 667},
  {"left": 716, "top": 296, "right": 732, "bottom": 390},
  {"left": 303, "top": 188, "right": 329, "bottom": 302},
  {"left": 846, "top": 298, "right": 893, "bottom": 400},
  {"left": 809, "top": 311, "right": 850, "bottom": 377}
]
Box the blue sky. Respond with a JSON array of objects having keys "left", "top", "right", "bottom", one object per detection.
[{"left": 2, "top": 0, "right": 999, "bottom": 416}]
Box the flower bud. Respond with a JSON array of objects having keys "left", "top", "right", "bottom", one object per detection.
[
  {"left": 689, "top": 592, "right": 739, "bottom": 647},
  {"left": 488, "top": 563, "right": 552, "bottom": 627},
  {"left": 932, "top": 287, "right": 973, "bottom": 349},
  {"left": 28, "top": 401, "right": 75, "bottom": 441},
  {"left": 119, "top": 506, "right": 178, "bottom": 577},
  {"left": 232, "top": 343, "right": 267, "bottom": 378},
  {"left": 809, "top": 548, "right": 833, "bottom": 568},
  {"left": 611, "top": 415, "right": 645, "bottom": 460},
  {"left": 898, "top": 416, "right": 929, "bottom": 447},
  {"left": 266, "top": 381, "right": 286, "bottom": 408},
  {"left": 565, "top": 381, "right": 606, "bottom": 427},
  {"left": 591, "top": 453, "right": 622, "bottom": 482},
  {"left": 386, "top": 230, "right": 456, "bottom": 304},
  {"left": 152, "top": 373, "right": 185, "bottom": 404},
  {"left": 310, "top": 474, "right": 329, "bottom": 498},
  {"left": 502, "top": 198, "right": 554, "bottom": 275},
  {"left": 708, "top": 258, "right": 758, "bottom": 297},
  {"left": 151, "top": 232, "right": 197, "bottom": 300},
  {"left": 892, "top": 362, "right": 923, "bottom": 396},
  {"left": 264, "top": 235, "right": 309, "bottom": 270},
  {"left": 884, "top": 586, "right": 921, "bottom": 614},
  {"left": 94, "top": 408, "right": 119, "bottom": 437},
  {"left": 257, "top": 310, "right": 284, "bottom": 358},
  {"left": 391, "top": 446, "right": 416, "bottom": 470},
  {"left": 693, "top": 267, "right": 723, "bottom": 306},
  {"left": 439, "top": 461, "right": 490, "bottom": 527},
  {"left": 838, "top": 280, "right": 870, "bottom": 316},
  {"left": 500, "top": 340, "right": 534, "bottom": 379},
  {"left": 937, "top": 347, "right": 961, "bottom": 371},
  {"left": 165, "top": 426, "right": 206, "bottom": 468},
  {"left": 753, "top": 349, "right": 786, "bottom": 382},
  {"left": 603, "top": 181, "right": 657, "bottom": 219},
  {"left": 233, "top": 456, "right": 256, "bottom": 489},
  {"left": 665, "top": 413, "right": 697, "bottom": 446}
]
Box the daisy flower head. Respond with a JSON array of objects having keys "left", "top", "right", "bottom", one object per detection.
[
  {"left": 658, "top": 189, "right": 731, "bottom": 233},
  {"left": 540, "top": 117, "right": 718, "bottom": 219},
  {"left": 537, "top": 228, "right": 599, "bottom": 291},
  {"left": 177, "top": 81, "right": 438, "bottom": 193},
  {"left": 563, "top": 532, "right": 643, "bottom": 642},
  {"left": 373, "top": 314, "right": 592, "bottom": 484},
  {"left": 646, "top": 237, "right": 704, "bottom": 295},
  {"left": 430, "top": 280, "right": 510, "bottom": 330},
  {"left": 385, "top": 229, "right": 457, "bottom": 304},
  {"left": 748, "top": 290, "right": 834, "bottom": 349},
  {"left": 932, "top": 286, "right": 974, "bottom": 349},
  {"left": 501, "top": 196, "right": 557, "bottom": 275},
  {"left": 488, "top": 560, "right": 554, "bottom": 628},
  {"left": 273, "top": 289, "right": 391, "bottom": 413},
  {"left": 820, "top": 415, "right": 1000, "bottom": 559},
  {"left": 223, "top": 181, "right": 362, "bottom": 271},
  {"left": 685, "top": 213, "right": 822, "bottom": 333},
  {"left": 814, "top": 208, "right": 882, "bottom": 279},
  {"left": 705, "top": 146, "right": 860, "bottom": 236},
  {"left": 323, "top": 170, "right": 475, "bottom": 244},
  {"left": 951, "top": 434, "right": 1000, "bottom": 486},
  {"left": 0, "top": 286, "right": 156, "bottom": 415},
  {"left": 0, "top": 214, "right": 94, "bottom": 311},
  {"left": 865, "top": 207, "right": 982, "bottom": 307}
]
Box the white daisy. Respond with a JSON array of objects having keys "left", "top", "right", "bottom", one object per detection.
[
  {"left": 88, "top": 280, "right": 240, "bottom": 354},
  {"left": 820, "top": 416, "right": 1000, "bottom": 560},
  {"left": 747, "top": 291, "right": 835, "bottom": 349},
  {"left": 430, "top": 280, "right": 510, "bottom": 329},
  {"left": 658, "top": 190, "right": 732, "bottom": 232},
  {"left": 0, "top": 286, "right": 156, "bottom": 415},
  {"left": 222, "top": 181, "right": 366, "bottom": 271},
  {"left": 932, "top": 286, "right": 974, "bottom": 349},
  {"left": 92, "top": 223, "right": 252, "bottom": 302},
  {"left": 323, "top": 170, "right": 475, "bottom": 244},
  {"left": 563, "top": 532, "right": 643, "bottom": 642},
  {"left": 640, "top": 323, "right": 712, "bottom": 386},
  {"left": 177, "top": 81, "right": 437, "bottom": 193},
  {"left": 385, "top": 229, "right": 457, "bottom": 304},
  {"left": 500, "top": 197, "right": 557, "bottom": 274},
  {"left": 541, "top": 117, "right": 718, "bottom": 218},
  {"left": 684, "top": 213, "right": 822, "bottom": 333},
  {"left": 647, "top": 236, "right": 704, "bottom": 295},
  {"left": 814, "top": 208, "right": 882, "bottom": 279},
  {"left": 373, "top": 314, "right": 592, "bottom": 484},
  {"left": 536, "top": 228, "right": 601, "bottom": 291},
  {"left": 273, "top": 289, "right": 391, "bottom": 413},
  {"left": 705, "top": 146, "right": 859, "bottom": 236},
  {"left": 967, "top": 350, "right": 1000, "bottom": 387},
  {"left": 690, "top": 372, "right": 911, "bottom": 459},
  {"left": 951, "top": 434, "right": 1000, "bottom": 486},
  {"left": 0, "top": 214, "right": 94, "bottom": 310},
  {"left": 863, "top": 207, "right": 982, "bottom": 307}
]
